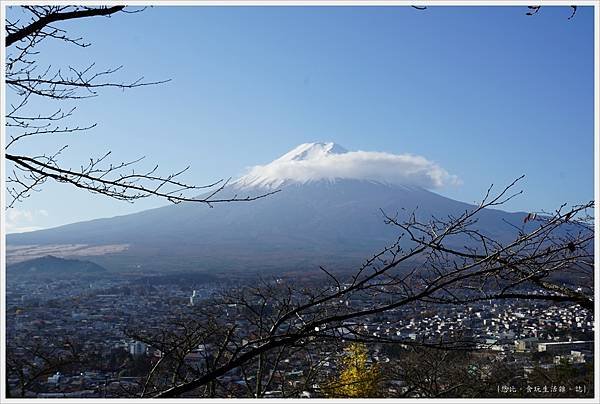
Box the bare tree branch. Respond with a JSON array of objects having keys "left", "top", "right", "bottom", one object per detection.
[
  {"left": 5, "top": 6, "right": 275, "bottom": 208},
  {"left": 6, "top": 6, "right": 125, "bottom": 47}
]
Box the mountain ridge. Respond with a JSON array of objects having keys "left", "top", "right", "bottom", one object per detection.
[
  {"left": 6, "top": 143, "right": 534, "bottom": 272},
  {"left": 8, "top": 255, "right": 107, "bottom": 276}
]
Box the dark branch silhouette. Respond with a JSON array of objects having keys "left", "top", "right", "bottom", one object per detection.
[
  {"left": 6, "top": 6, "right": 125, "bottom": 47},
  {"left": 526, "top": 5, "right": 578, "bottom": 19},
  {"left": 113, "top": 178, "right": 593, "bottom": 397},
  {"left": 5, "top": 5, "right": 275, "bottom": 208}
]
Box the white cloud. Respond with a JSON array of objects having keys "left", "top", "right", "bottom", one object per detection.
[
  {"left": 239, "top": 148, "right": 460, "bottom": 189},
  {"left": 5, "top": 209, "right": 47, "bottom": 233}
]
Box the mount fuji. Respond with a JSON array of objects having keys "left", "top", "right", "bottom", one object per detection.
[{"left": 6, "top": 142, "right": 530, "bottom": 272}]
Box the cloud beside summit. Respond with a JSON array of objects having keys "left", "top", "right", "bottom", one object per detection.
[{"left": 242, "top": 149, "right": 460, "bottom": 189}]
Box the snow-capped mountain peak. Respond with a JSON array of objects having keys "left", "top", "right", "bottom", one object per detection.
[
  {"left": 275, "top": 142, "right": 348, "bottom": 162},
  {"left": 235, "top": 142, "right": 350, "bottom": 188},
  {"left": 234, "top": 142, "right": 458, "bottom": 190}
]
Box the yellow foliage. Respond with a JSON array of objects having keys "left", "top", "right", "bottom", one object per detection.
[{"left": 324, "top": 343, "right": 380, "bottom": 398}]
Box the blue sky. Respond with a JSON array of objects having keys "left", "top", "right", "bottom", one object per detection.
[{"left": 5, "top": 5, "right": 595, "bottom": 232}]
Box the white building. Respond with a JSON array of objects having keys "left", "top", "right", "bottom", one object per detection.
[
  {"left": 190, "top": 290, "right": 198, "bottom": 306},
  {"left": 129, "top": 341, "right": 147, "bottom": 356}
]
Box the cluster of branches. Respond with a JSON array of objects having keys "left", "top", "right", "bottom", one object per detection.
[
  {"left": 118, "top": 178, "right": 594, "bottom": 398},
  {"left": 380, "top": 344, "right": 543, "bottom": 397},
  {"left": 5, "top": 333, "right": 83, "bottom": 398},
  {"left": 5, "top": 6, "right": 276, "bottom": 208},
  {"left": 4, "top": 6, "right": 593, "bottom": 399}
]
